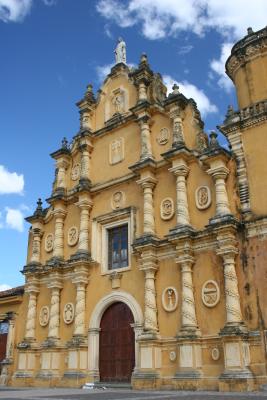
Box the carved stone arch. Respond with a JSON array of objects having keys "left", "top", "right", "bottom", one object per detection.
[{"left": 88, "top": 291, "right": 143, "bottom": 381}]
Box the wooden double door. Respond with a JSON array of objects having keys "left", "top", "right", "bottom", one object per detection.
[{"left": 99, "top": 302, "right": 135, "bottom": 382}]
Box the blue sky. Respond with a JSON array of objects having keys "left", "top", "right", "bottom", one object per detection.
[{"left": 0, "top": 0, "right": 267, "bottom": 289}]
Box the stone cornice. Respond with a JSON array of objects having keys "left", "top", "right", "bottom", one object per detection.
[
  {"left": 219, "top": 99, "right": 267, "bottom": 136},
  {"left": 226, "top": 26, "right": 267, "bottom": 80}
]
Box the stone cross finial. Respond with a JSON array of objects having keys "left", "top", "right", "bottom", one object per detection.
[
  {"left": 172, "top": 83, "right": 180, "bottom": 94},
  {"left": 140, "top": 53, "right": 148, "bottom": 64},
  {"left": 247, "top": 27, "right": 254, "bottom": 35},
  {"left": 34, "top": 198, "right": 43, "bottom": 217},
  {"left": 114, "top": 37, "right": 126, "bottom": 64}
]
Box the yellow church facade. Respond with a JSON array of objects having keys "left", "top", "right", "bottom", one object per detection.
[{"left": 1, "top": 26, "right": 267, "bottom": 392}]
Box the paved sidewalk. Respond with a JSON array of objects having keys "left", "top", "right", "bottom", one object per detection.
[{"left": 0, "top": 388, "right": 267, "bottom": 400}]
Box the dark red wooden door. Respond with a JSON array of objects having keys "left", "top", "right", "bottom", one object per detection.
[
  {"left": 0, "top": 333, "right": 7, "bottom": 362},
  {"left": 99, "top": 302, "right": 135, "bottom": 382}
]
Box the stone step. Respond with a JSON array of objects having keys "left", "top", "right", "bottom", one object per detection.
[{"left": 90, "top": 382, "right": 132, "bottom": 389}]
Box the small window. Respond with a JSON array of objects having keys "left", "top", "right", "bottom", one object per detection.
[{"left": 107, "top": 224, "right": 128, "bottom": 270}]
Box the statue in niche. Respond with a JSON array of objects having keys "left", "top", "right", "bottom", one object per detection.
[
  {"left": 112, "top": 92, "right": 125, "bottom": 114},
  {"left": 114, "top": 37, "right": 126, "bottom": 64},
  {"left": 173, "top": 121, "right": 184, "bottom": 144},
  {"left": 157, "top": 127, "right": 169, "bottom": 145},
  {"left": 109, "top": 137, "right": 124, "bottom": 165}
]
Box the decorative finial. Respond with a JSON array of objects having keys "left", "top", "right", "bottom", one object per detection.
[
  {"left": 114, "top": 37, "right": 126, "bottom": 64},
  {"left": 209, "top": 131, "right": 219, "bottom": 149},
  {"left": 140, "top": 53, "right": 148, "bottom": 64},
  {"left": 61, "top": 137, "right": 68, "bottom": 149},
  {"left": 172, "top": 83, "right": 180, "bottom": 95},
  {"left": 226, "top": 105, "right": 234, "bottom": 118},
  {"left": 34, "top": 198, "right": 43, "bottom": 216},
  {"left": 247, "top": 27, "right": 254, "bottom": 35},
  {"left": 86, "top": 84, "right": 93, "bottom": 94}
]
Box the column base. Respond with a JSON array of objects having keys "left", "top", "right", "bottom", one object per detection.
[
  {"left": 41, "top": 338, "right": 60, "bottom": 348},
  {"left": 139, "top": 330, "right": 160, "bottom": 340},
  {"left": 219, "top": 369, "right": 254, "bottom": 391},
  {"left": 70, "top": 251, "right": 91, "bottom": 262},
  {"left": 132, "top": 371, "right": 161, "bottom": 390},
  {"left": 177, "top": 327, "right": 201, "bottom": 339},
  {"left": 209, "top": 214, "right": 236, "bottom": 226},
  {"left": 220, "top": 322, "right": 248, "bottom": 337},
  {"left": 67, "top": 335, "right": 87, "bottom": 347}
]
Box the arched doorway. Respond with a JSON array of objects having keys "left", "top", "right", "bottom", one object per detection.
[{"left": 99, "top": 302, "right": 135, "bottom": 382}]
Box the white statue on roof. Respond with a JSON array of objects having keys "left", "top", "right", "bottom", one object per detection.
[{"left": 114, "top": 37, "right": 126, "bottom": 64}]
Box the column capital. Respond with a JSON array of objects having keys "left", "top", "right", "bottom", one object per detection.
[
  {"left": 25, "top": 284, "right": 39, "bottom": 294},
  {"left": 46, "top": 273, "right": 63, "bottom": 290},
  {"left": 139, "top": 248, "right": 158, "bottom": 272},
  {"left": 207, "top": 165, "right": 229, "bottom": 180},
  {"left": 56, "top": 158, "right": 70, "bottom": 170},
  {"left": 75, "top": 195, "right": 93, "bottom": 210},
  {"left": 136, "top": 176, "right": 157, "bottom": 189},
  {"left": 52, "top": 206, "right": 67, "bottom": 219},
  {"left": 169, "top": 164, "right": 189, "bottom": 177},
  {"left": 71, "top": 266, "right": 89, "bottom": 285},
  {"left": 169, "top": 104, "right": 183, "bottom": 120}
]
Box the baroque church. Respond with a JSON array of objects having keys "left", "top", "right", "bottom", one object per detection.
[{"left": 1, "top": 26, "right": 267, "bottom": 392}]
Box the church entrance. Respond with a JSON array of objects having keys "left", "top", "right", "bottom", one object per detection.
[{"left": 99, "top": 302, "right": 135, "bottom": 382}]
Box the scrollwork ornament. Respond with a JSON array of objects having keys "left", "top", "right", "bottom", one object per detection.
[
  {"left": 67, "top": 226, "right": 79, "bottom": 247},
  {"left": 160, "top": 198, "right": 174, "bottom": 220},
  {"left": 39, "top": 306, "right": 49, "bottom": 327},
  {"left": 71, "top": 164, "right": 80, "bottom": 181},
  {"left": 111, "top": 191, "right": 125, "bottom": 210},
  {"left": 202, "top": 280, "right": 220, "bottom": 308},
  {"left": 162, "top": 287, "right": 178, "bottom": 312},
  {"left": 169, "top": 351, "right": 177, "bottom": 362},
  {"left": 211, "top": 347, "right": 220, "bottom": 361},
  {"left": 195, "top": 186, "right": 211, "bottom": 210},
  {"left": 45, "top": 233, "right": 54, "bottom": 253},
  {"left": 157, "top": 127, "right": 170, "bottom": 145},
  {"left": 63, "top": 303, "right": 75, "bottom": 324}
]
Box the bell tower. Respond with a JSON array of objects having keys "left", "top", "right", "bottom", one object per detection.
[{"left": 220, "top": 26, "right": 267, "bottom": 218}]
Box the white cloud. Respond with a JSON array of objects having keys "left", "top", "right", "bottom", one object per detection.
[
  {"left": 210, "top": 42, "right": 234, "bottom": 92},
  {"left": 163, "top": 75, "right": 218, "bottom": 117},
  {"left": 0, "top": 165, "right": 24, "bottom": 195},
  {"left": 178, "top": 45, "right": 193, "bottom": 56},
  {"left": 0, "top": 0, "right": 32, "bottom": 22},
  {"left": 5, "top": 207, "right": 24, "bottom": 232},
  {"left": 96, "top": 63, "right": 114, "bottom": 82},
  {"left": 42, "top": 0, "right": 56, "bottom": 5},
  {"left": 0, "top": 284, "right": 12, "bottom": 291},
  {"left": 96, "top": 0, "right": 267, "bottom": 41}
]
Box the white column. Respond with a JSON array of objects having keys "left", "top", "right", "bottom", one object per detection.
[
  {"left": 47, "top": 280, "right": 63, "bottom": 340},
  {"left": 76, "top": 196, "right": 92, "bottom": 254},
  {"left": 170, "top": 106, "right": 185, "bottom": 146},
  {"left": 73, "top": 282, "right": 87, "bottom": 337},
  {"left": 180, "top": 260, "right": 198, "bottom": 332},
  {"left": 169, "top": 163, "right": 191, "bottom": 226},
  {"left": 222, "top": 253, "right": 243, "bottom": 325},
  {"left": 30, "top": 227, "right": 42, "bottom": 264},
  {"left": 140, "top": 249, "right": 158, "bottom": 334},
  {"left": 138, "top": 116, "right": 153, "bottom": 160},
  {"left": 80, "top": 144, "right": 90, "bottom": 181},
  {"left": 208, "top": 167, "right": 231, "bottom": 216},
  {"left": 5, "top": 318, "right": 15, "bottom": 359},
  {"left": 137, "top": 177, "right": 157, "bottom": 235},
  {"left": 52, "top": 208, "right": 66, "bottom": 258},
  {"left": 24, "top": 284, "right": 39, "bottom": 341}
]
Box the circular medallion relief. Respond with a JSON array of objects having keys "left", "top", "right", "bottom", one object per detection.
[
  {"left": 160, "top": 198, "right": 174, "bottom": 220},
  {"left": 111, "top": 191, "right": 125, "bottom": 210},
  {"left": 71, "top": 164, "right": 80, "bottom": 181},
  {"left": 169, "top": 351, "right": 177, "bottom": 362},
  {"left": 157, "top": 127, "right": 170, "bottom": 145},
  {"left": 162, "top": 287, "right": 178, "bottom": 312},
  {"left": 39, "top": 306, "right": 49, "bottom": 327},
  {"left": 211, "top": 347, "right": 220, "bottom": 361},
  {"left": 195, "top": 186, "right": 211, "bottom": 210},
  {"left": 202, "top": 280, "right": 220, "bottom": 308},
  {"left": 67, "top": 226, "right": 79, "bottom": 247},
  {"left": 45, "top": 233, "right": 54, "bottom": 253},
  {"left": 63, "top": 303, "right": 75, "bottom": 324}
]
